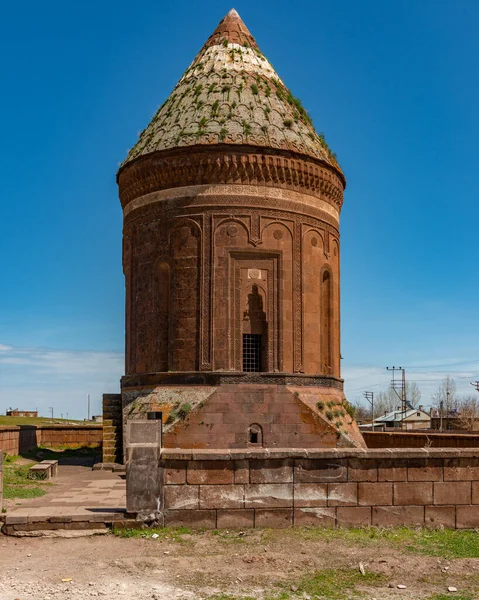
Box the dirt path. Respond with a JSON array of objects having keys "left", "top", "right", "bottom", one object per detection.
[{"left": 0, "top": 529, "right": 477, "bottom": 600}]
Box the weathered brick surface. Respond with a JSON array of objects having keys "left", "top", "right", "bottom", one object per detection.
[
  {"left": 294, "top": 459, "right": 347, "bottom": 483},
  {"left": 255, "top": 509, "right": 293, "bottom": 528},
  {"left": 294, "top": 483, "right": 327, "bottom": 507},
  {"left": 348, "top": 458, "right": 377, "bottom": 482},
  {"left": 434, "top": 482, "right": 471, "bottom": 505},
  {"left": 245, "top": 484, "right": 293, "bottom": 508},
  {"left": 393, "top": 482, "right": 433, "bottom": 506},
  {"left": 444, "top": 458, "right": 479, "bottom": 481},
  {"left": 187, "top": 461, "right": 234, "bottom": 485},
  {"left": 250, "top": 459, "right": 293, "bottom": 484},
  {"left": 199, "top": 485, "right": 244, "bottom": 509},
  {"left": 294, "top": 507, "right": 335, "bottom": 527},
  {"left": 425, "top": 506, "right": 456, "bottom": 529},
  {"left": 336, "top": 507, "right": 371, "bottom": 527},
  {"left": 407, "top": 458, "right": 443, "bottom": 481},
  {"left": 358, "top": 483, "right": 393, "bottom": 506},
  {"left": 217, "top": 509, "right": 255, "bottom": 528},
  {"left": 377, "top": 459, "right": 407, "bottom": 482},
  {"left": 164, "top": 509, "right": 216, "bottom": 529},
  {"left": 372, "top": 506, "right": 425, "bottom": 527},
  {"left": 327, "top": 483, "right": 357, "bottom": 506},
  {"left": 164, "top": 485, "right": 199, "bottom": 510},
  {"left": 456, "top": 506, "right": 479, "bottom": 529}
]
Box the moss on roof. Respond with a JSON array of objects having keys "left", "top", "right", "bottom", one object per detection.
[{"left": 121, "top": 9, "right": 341, "bottom": 175}]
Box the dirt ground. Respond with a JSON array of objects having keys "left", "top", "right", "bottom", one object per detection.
[{"left": 0, "top": 528, "right": 478, "bottom": 600}]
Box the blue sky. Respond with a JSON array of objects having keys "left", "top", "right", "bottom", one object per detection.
[{"left": 1, "top": 0, "right": 478, "bottom": 418}]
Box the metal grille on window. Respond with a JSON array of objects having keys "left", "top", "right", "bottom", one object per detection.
[{"left": 242, "top": 334, "right": 262, "bottom": 372}]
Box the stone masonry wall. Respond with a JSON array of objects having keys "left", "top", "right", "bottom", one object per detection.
[
  {"left": 103, "top": 394, "right": 123, "bottom": 463},
  {"left": 156, "top": 448, "right": 479, "bottom": 529},
  {"left": 364, "top": 431, "right": 479, "bottom": 448},
  {"left": 0, "top": 425, "right": 102, "bottom": 455}
]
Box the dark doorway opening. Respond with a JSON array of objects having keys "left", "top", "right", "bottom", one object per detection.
[{"left": 242, "top": 333, "right": 262, "bottom": 372}]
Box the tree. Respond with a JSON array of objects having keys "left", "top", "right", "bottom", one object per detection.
[
  {"left": 350, "top": 401, "right": 370, "bottom": 422},
  {"left": 431, "top": 376, "right": 457, "bottom": 413},
  {"left": 456, "top": 395, "right": 479, "bottom": 431}
]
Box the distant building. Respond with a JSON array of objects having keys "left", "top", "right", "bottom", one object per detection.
[
  {"left": 6, "top": 409, "right": 38, "bottom": 418},
  {"left": 91, "top": 415, "right": 103, "bottom": 424},
  {"left": 373, "top": 406, "right": 430, "bottom": 430}
]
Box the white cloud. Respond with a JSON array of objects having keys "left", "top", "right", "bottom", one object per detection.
[{"left": 0, "top": 344, "right": 123, "bottom": 420}]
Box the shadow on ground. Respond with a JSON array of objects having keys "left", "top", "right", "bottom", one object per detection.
[{"left": 20, "top": 446, "right": 101, "bottom": 467}]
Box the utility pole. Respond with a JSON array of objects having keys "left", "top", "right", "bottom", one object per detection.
[
  {"left": 48, "top": 407, "right": 53, "bottom": 419},
  {"left": 386, "top": 366, "right": 407, "bottom": 430},
  {"left": 87, "top": 394, "right": 90, "bottom": 421},
  {"left": 439, "top": 399, "right": 444, "bottom": 433},
  {"left": 363, "top": 391, "right": 374, "bottom": 429},
  {"left": 471, "top": 381, "right": 479, "bottom": 393}
]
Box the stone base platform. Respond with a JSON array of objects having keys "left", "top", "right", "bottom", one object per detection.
[{"left": 122, "top": 378, "right": 365, "bottom": 450}]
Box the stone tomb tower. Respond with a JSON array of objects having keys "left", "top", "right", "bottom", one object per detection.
[{"left": 118, "top": 9, "right": 364, "bottom": 449}]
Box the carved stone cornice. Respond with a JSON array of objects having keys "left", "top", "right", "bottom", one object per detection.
[
  {"left": 118, "top": 146, "right": 345, "bottom": 212},
  {"left": 121, "top": 371, "right": 344, "bottom": 390}
]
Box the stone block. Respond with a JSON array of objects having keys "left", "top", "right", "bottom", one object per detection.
[
  {"left": 234, "top": 460, "right": 249, "bottom": 484},
  {"left": 358, "top": 483, "right": 393, "bottom": 506},
  {"left": 372, "top": 506, "right": 425, "bottom": 527},
  {"left": 393, "top": 482, "right": 433, "bottom": 505},
  {"left": 377, "top": 459, "right": 407, "bottom": 482},
  {"left": 199, "top": 485, "right": 244, "bottom": 509},
  {"left": 294, "top": 483, "right": 327, "bottom": 507},
  {"left": 472, "top": 481, "right": 479, "bottom": 504},
  {"left": 245, "top": 484, "right": 293, "bottom": 508},
  {"left": 127, "top": 420, "right": 161, "bottom": 446},
  {"left": 164, "top": 485, "right": 199, "bottom": 510},
  {"left": 336, "top": 507, "right": 371, "bottom": 527},
  {"left": 294, "top": 459, "right": 347, "bottom": 483},
  {"left": 444, "top": 458, "right": 479, "bottom": 481},
  {"left": 187, "top": 461, "right": 234, "bottom": 485},
  {"left": 434, "top": 482, "right": 471, "bottom": 505},
  {"left": 250, "top": 459, "right": 293, "bottom": 483},
  {"left": 327, "top": 483, "right": 358, "bottom": 506},
  {"left": 348, "top": 458, "right": 377, "bottom": 482},
  {"left": 407, "top": 458, "right": 443, "bottom": 481},
  {"left": 164, "top": 461, "right": 187, "bottom": 485},
  {"left": 456, "top": 506, "right": 479, "bottom": 528},
  {"left": 293, "top": 508, "right": 336, "bottom": 527},
  {"left": 425, "top": 506, "right": 456, "bottom": 529},
  {"left": 217, "top": 509, "right": 255, "bottom": 529},
  {"left": 255, "top": 509, "right": 293, "bottom": 528},
  {"left": 164, "top": 509, "right": 216, "bottom": 529}
]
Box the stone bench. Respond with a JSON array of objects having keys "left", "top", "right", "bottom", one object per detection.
[
  {"left": 28, "top": 463, "right": 52, "bottom": 480},
  {"left": 40, "top": 460, "right": 58, "bottom": 478}
]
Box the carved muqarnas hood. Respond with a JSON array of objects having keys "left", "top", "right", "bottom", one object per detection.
[{"left": 120, "top": 9, "right": 343, "bottom": 179}]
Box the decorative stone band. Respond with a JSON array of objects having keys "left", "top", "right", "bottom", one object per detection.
[
  {"left": 117, "top": 146, "right": 345, "bottom": 210},
  {"left": 121, "top": 371, "right": 344, "bottom": 390}
]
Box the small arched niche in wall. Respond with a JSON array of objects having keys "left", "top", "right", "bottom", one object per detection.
[{"left": 248, "top": 423, "right": 263, "bottom": 446}]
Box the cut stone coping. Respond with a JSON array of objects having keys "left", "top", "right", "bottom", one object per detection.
[{"left": 160, "top": 447, "right": 479, "bottom": 461}]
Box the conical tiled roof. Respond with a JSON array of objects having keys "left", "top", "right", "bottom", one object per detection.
[{"left": 121, "top": 9, "right": 342, "bottom": 176}]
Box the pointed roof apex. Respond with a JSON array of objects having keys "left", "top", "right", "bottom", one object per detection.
[{"left": 204, "top": 8, "right": 258, "bottom": 49}]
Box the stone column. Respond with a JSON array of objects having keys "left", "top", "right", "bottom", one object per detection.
[{"left": 126, "top": 421, "right": 162, "bottom": 516}]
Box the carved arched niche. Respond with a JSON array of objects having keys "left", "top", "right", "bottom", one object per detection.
[
  {"left": 169, "top": 221, "right": 201, "bottom": 371},
  {"left": 153, "top": 261, "right": 170, "bottom": 372},
  {"left": 321, "top": 267, "right": 333, "bottom": 375},
  {"left": 302, "top": 229, "right": 325, "bottom": 374}
]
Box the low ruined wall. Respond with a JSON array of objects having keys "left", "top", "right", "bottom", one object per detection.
[
  {"left": 155, "top": 448, "right": 479, "bottom": 529},
  {"left": 0, "top": 450, "right": 3, "bottom": 512},
  {"left": 0, "top": 425, "right": 102, "bottom": 455},
  {"left": 364, "top": 431, "right": 479, "bottom": 448},
  {"left": 39, "top": 425, "right": 102, "bottom": 448},
  {"left": 0, "top": 426, "right": 37, "bottom": 455}
]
